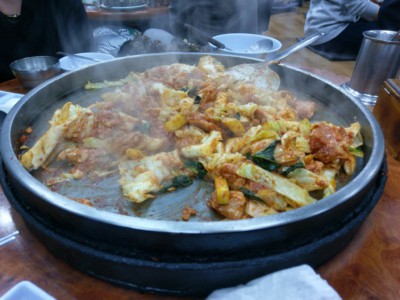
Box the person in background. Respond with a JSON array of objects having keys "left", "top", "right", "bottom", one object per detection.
[
  {"left": 304, "top": 0, "right": 400, "bottom": 59},
  {"left": 0, "top": 0, "right": 94, "bottom": 82},
  {"left": 168, "top": 0, "right": 272, "bottom": 44},
  {"left": 118, "top": 0, "right": 273, "bottom": 56},
  {"left": 377, "top": 0, "right": 400, "bottom": 29}
]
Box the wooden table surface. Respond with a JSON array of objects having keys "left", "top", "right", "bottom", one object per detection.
[
  {"left": 1, "top": 58, "right": 400, "bottom": 298},
  {"left": 84, "top": 4, "right": 169, "bottom": 22}
]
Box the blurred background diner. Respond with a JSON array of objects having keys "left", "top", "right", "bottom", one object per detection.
[
  {"left": 0, "top": 0, "right": 94, "bottom": 82},
  {"left": 1, "top": 0, "right": 398, "bottom": 84},
  {"left": 304, "top": 0, "right": 400, "bottom": 60},
  {"left": 92, "top": 0, "right": 278, "bottom": 57},
  {"left": 168, "top": 0, "right": 273, "bottom": 43}
]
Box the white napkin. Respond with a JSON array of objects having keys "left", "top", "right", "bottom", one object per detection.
[
  {"left": 0, "top": 91, "right": 23, "bottom": 113},
  {"left": 206, "top": 264, "right": 342, "bottom": 300},
  {"left": 0, "top": 281, "right": 55, "bottom": 300}
]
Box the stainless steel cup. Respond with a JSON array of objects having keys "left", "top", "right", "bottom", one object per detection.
[{"left": 344, "top": 30, "right": 400, "bottom": 106}]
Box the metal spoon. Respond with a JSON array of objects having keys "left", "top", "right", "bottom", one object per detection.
[
  {"left": 249, "top": 39, "right": 274, "bottom": 52},
  {"left": 225, "top": 32, "right": 325, "bottom": 91},
  {"left": 266, "top": 32, "right": 325, "bottom": 63}
]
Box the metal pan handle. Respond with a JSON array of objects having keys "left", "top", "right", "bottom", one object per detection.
[{"left": 267, "top": 32, "right": 325, "bottom": 63}]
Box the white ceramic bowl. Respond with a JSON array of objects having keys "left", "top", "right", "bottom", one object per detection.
[
  {"left": 59, "top": 52, "right": 114, "bottom": 71},
  {"left": 209, "top": 33, "right": 282, "bottom": 59}
]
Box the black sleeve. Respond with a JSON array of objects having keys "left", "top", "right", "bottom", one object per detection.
[
  {"left": 168, "top": 0, "right": 245, "bottom": 42},
  {"left": 53, "top": 0, "right": 95, "bottom": 53},
  {"left": 168, "top": 0, "right": 196, "bottom": 38},
  {"left": 378, "top": 0, "right": 400, "bottom": 31}
]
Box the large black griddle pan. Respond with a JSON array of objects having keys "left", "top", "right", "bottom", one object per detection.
[{"left": 0, "top": 54, "right": 385, "bottom": 257}]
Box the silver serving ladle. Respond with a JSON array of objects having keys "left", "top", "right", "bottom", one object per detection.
[
  {"left": 266, "top": 32, "right": 325, "bottom": 63},
  {"left": 249, "top": 39, "right": 275, "bottom": 52},
  {"left": 224, "top": 32, "right": 326, "bottom": 91}
]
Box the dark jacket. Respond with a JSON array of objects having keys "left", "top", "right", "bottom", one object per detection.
[
  {"left": 378, "top": 0, "right": 400, "bottom": 30},
  {"left": 0, "top": 0, "right": 94, "bottom": 82},
  {"left": 169, "top": 0, "right": 272, "bottom": 43}
]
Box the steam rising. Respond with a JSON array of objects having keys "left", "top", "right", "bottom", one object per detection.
[{"left": 168, "top": 0, "right": 271, "bottom": 42}]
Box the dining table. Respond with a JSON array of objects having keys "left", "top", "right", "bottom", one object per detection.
[
  {"left": 84, "top": 4, "right": 169, "bottom": 23},
  {"left": 0, "top": 65, "right": 399, "bottom": 299},
  {"left": 84, "top": 3, "right": 170, "bottom": 31}
]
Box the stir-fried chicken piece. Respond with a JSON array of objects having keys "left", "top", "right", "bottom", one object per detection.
[
  {"left": 68, "top": 197, "right": 94, "bottom": 207},
  {"left": 181, "top": 206, "right": 197, "bottom": 221},
  {"left": 310, "top": 122, "right": 354, "bottom": 163},
  {"left": 291, "top": 99, "right": 318, "bottom": 119},
  {"left": 57, "top": 147, "right": 114, "bottom": 179},
  {"left": 208, "top": 191, "right": 249, "bottom": 220},
  {"left": 143, "top": 63, "right": 206, "bottom": 89},
  {"left": 186, "top": 113, "right": 224, "bottom": 133}
]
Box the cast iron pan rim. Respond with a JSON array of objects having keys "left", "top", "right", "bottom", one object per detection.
[
  {"left": 2, "top": 155, "right": 387, "bottom": 297},
  {"left": 0, "top": 53, "right": 386, "bottom": 234}
]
